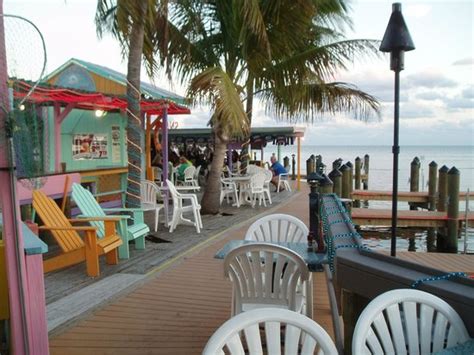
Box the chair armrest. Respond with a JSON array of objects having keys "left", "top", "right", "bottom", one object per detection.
[
  {"left": 69, "top": 217, "right": 123, "bottom": 223},
  {"left": 76, "top": 214, "right": 131, "bottom": 220},
  {"left": 179, "top": 193, "right": 199, "bottom": 204},
  {"left": 39, "top": 226, "right": 98, "bottom": 232}
]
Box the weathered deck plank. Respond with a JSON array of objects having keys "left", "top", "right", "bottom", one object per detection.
[{"left": 49, "top": 185, "right": 336, "bottom": 354}]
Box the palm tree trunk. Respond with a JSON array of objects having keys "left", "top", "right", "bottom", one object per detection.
[
  {"left": 201, "top": 133, "right": 227, "bottom": 214},
  {"left": 125, "top": 1, "right": 147, "bottom": 207},
  {"left": 240, "top": 76, "right": 254, "bottom": 171}
]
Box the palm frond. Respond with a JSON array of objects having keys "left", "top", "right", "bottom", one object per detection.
[{"left": 188, "top": 67, "right": 249, "bottom": 139}]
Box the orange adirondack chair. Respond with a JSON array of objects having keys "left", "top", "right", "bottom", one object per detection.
[{"left": 32, "top": 190, "right": 123, "bottom": 277}]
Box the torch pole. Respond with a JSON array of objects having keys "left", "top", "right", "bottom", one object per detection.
[{"left": 391, "top": 68, "right": 400, "bottom": 257}]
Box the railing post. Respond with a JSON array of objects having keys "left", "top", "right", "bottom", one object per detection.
[
  {"left": 340, "top": 164, "right": 351, "bottom": 199},
  {"left": 436, "top": 165, "right": 449, "bottom": 251}
]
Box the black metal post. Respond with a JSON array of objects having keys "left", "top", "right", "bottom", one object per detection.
[
  {"left": 391, "top": 68, "right": 400, "bottom": 257},
  {"left": 309, "top": 181, "right": 319, "bottom": 236},
  {"left": 291, "top": 154, "right": 296, "bottom": 180}
]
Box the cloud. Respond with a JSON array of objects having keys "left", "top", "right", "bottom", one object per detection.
[
  {"left": 445, "top": 97, "right": 474, "bottom": 111},
  {"left": 405, "top": 4, "right": 431, "bottom": 18},
  {"left": 452, "top": 57, "right": 474, "bottom": 66},
  {"left": 398, "top": 102, "right": 435, "bottom": 119},
  {"left": 406, "top": 70, "right": 457, "bottom": 89},
  {"left": 416, "top": 91, "right": 444, "bottom": 101},
  {"left": 462, "top": 86, "right": 474, "bottom": 99}
]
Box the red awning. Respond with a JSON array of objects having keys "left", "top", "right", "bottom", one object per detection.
[{"left": 12, "top": 80, "right": 190, "bottom": 115}]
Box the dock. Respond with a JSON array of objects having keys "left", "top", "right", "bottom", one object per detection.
[
  {"left": 351, "top": 208, "right": 474, "bottom": 228},
  {"left": 351, "top": 189, "right": 473, "bottom": 203}
]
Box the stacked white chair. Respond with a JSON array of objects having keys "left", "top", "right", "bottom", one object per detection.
[
  {"left": 245, "top": 213, "right": 309, "bottom": 243},
  {"left": 203, "top": 308, "right": 337, "bottom": 355},
  {"left": 140, "top": 180, "right": 165, "bottom": 232},
  {"left": 353, "top": 289, "right": 470, "bottom": 355},
  {"left": 166, "top": 179, "right": 203, "bottom": 233},
  {"left": 224, "top": 243, "right": 313, "bottom": 318}
]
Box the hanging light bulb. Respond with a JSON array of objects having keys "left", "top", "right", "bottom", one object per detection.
[
  {"left": 19, "top": 104, "right": 25, "bottom": 111},
  {"left": 95, "top": 109, "right": 105, "bottom": 118}
]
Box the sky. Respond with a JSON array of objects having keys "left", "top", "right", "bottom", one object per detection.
[{"left": 3, "top": 0, "right": 474, "bottom": 146}]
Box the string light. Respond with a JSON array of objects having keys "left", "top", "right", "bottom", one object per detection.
[{"left": 411, "top": 272, "right": 467, "bottom": 288}]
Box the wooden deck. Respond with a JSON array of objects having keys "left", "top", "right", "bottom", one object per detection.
[
  {"left": 48, "top": 185, "right": 336, "bottom": 355},
  {"left": 351, "top": 189, "right": 473, "bottom": 202},
  {"left": 352, "top": 208, "right": 474, "bottom": 228},
  {"left": 390, "top": 252, "right": 474, "bottom": 276}
]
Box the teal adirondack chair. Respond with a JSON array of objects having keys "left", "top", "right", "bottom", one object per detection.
[{"left": 71, "top": 183, "right": 150, "bottom": 259}]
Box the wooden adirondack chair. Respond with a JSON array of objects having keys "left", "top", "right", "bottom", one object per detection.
[
  {"left": 71, "top": 183, "right": 150, "bottom": 259},
  {"left": 32, "top": 190, "right": 123, "bottom": 277}
]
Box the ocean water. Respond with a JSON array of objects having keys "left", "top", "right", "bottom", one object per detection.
[{"left": 259, "top": 145, "right": 474, "bottom": 252}]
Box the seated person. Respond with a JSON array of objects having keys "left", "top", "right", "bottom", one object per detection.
[
  {"left": 176, "top": 155, "right": 192, "bottom": 181},
  {"left": 270, "top": 156, "right": 287, "bottom": 191}
]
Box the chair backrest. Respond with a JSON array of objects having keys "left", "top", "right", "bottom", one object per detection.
[
  {"left": 353, "top": 289, "right": 470, "bottom": 355},
  {"left": 203, "top": 308, "right": 337, "bottom": 355},
  {"left": 246, "top": 165, "right": 260, "bottom": 175},
  {"left": 71, "top": 183, "right": 107, "bottom": 238},
  {"left": 165, "top": 179, "right": 180, "bottom": 207},
  {"left": 184, "top": 165, "right": 196, "bottom": 180},
  {"left": 32, "top": 190, "right": 84, "bottom": 252},
  {"left": 140, "top": 180, "right": 160, "bottom": 206},
  {"left": 224, "top": 243, "right": 309, "bottom": 312},
  {"left": 263, "top": 169, "right": 273, "bottom": 184},
  {"left": 245, "top": 214, "right": 309, "bottom": 243},
  {"left": 250, "top": 173, "right": 266, "bottom": 190}
]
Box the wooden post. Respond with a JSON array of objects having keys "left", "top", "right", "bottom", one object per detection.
[
  {"left": 297, "top": 137, "right": 301, "bottom": 190},
  {"left": 340, "top": 164, "right": 351, "bottom": 199},
  {"left": 410, "top": 157, "right": 420, "bottom": 197},
  {"left": 291, "top": 154, "right": 296, "bottom": 180},
  {"left": 363, "top": 154, "right": 369, "bottom": 207},
  {"left": 329, "top": 169, "right": 342, "bottom": 197},
  {"left": 346, "top": 161, "right": 353, "bottom": 198},
  {"left": 446, "top": 167, "right": 460, "bottom": 253},
  {"left": 427, "top": 161, "right": 438, "bottom": 252},
  {"left": 320, "top": 175, "right": 333, "bottom": 194},
  {"left": 437, "top": 165, "right": 449, "bottom": 212},
  {"left": 342, "top": 290, "right": 370, "bottom": 355},
  {"left": 306, "top": 154, "right": 315, "bottom": 175},
  {"left": 437, "top": 165, "right": 449, "bottom": 251},
  {"left": 354, "top": 157, "right": 361, "bottom": 208}
]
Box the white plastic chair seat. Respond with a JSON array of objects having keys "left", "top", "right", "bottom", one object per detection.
[
  {"left": 353, "top": 289, "right": 470, "bottom": 355},
  {"left": 202, "top": 308, "right": 337, "bottom": 355},
  {"left": 241, "top": 293, "right": 304, "bottom": 313}
]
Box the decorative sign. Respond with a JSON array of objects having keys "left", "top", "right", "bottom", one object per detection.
[
  {"left": 111, "top": 126, "right": 121, "bottom": 163},
  {"left": 56, "top": 64, "right": 96, "bottom": 92},
  {"left": 72, "top": 134, "right": 108, "bottom": 160}
]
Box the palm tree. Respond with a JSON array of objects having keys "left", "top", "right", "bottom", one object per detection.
[
  {"left": 95, "top": 0, "right": 161, "bottom": 207},
  {"left": 154, "top": 0, "right": 380, "bottom": 214}
]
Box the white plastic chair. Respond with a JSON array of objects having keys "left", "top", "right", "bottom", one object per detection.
[
  {"left": 180, "top": 165, "right": 198, "bottom": 190},
  {"left": 242, "top": 173, "right": 267, "bottom": 207},
  {"left": 194, "top": 165, "right": 202, "bottom": 187},
  {"left": 166, "top": 179, "right": 203, "bottom": 233},
  {"left": 245, "top": 213, "right": 309, "bottom": 243},
  {"left": 224, "top": 243, "right": 313, "bottom": 318},
  {"left": 352, "top": 289, "right": 470, "bottom": 355},
  {"left": 140, "top": 180, "right": 165, "bottom": 232},
  {"left": 246, "top": 164, "right": 261, "bottom": 176},
  {"left": 203, "top": 308, "right": 337, "bottom": 355},
  {"left": 262, "top": 169, "right": 273, "bottom": 204},
  {"left": 277, "top": 172, "right": 291, "bottom": 192},
  {"left": 220, "top": 178, "right": 240, "bottom": 207}
]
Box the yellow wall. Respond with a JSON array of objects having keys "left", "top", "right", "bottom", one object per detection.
[
  {"left": 0, "top": 241, "right": 9, "bottom": 320},
  {"left": 48, "top": 71, "right": 126, "bottom": 96}
]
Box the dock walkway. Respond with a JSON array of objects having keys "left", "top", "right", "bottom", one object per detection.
[
  {"left": 351, "top": 189, "right": 473, "bottom": 203},
  {"left": 48, "top": 185, "right": 335, "bottom": 354}
]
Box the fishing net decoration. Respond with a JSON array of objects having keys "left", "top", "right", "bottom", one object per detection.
[{"left": 1, "top": 14, "right": 48, "bottom": 189}]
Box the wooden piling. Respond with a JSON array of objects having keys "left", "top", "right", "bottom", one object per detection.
[
  {"left": 340, "top": 164, "right": 351, "bottom": 199},
  {"left": 363, "top": 154, "right": 369, "bottom": 189},
  {"left": 437, "top": 165, "right": 449, "bottom": 212},
  {"left": 409, "top": 157, "right": 420, "bottom": 210},
  {"left": 320, "top": 174, "right": 334, "bottom": 194},
  {"left": 354, "top": 157, "right": 361, "bottom": 208},
  {"left": 329, "top": 169, "right": 342, "bottom": 197},
  {"left": 446, "top": 167, "right": 460, "bottom": 253},
  {"left": 427, "top": 161, "right": 438, "bottom": 252},
  {"left": 346, "top": 161, "right": 353, "bottom": 197},
  {"left": 436, "top": 165, "right": 449, "bottom": 251},
  {"left": 306, "top": 155, "right": 316, "bottom": 175}
]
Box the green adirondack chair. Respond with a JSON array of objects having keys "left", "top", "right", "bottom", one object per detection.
[{"left": 71, "top": 183, "right": 150, "bottom": 259}]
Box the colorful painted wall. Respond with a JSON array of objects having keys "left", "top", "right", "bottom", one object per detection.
[{"left": 46, "top": 108, "right": 127, "bottom": 172}]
